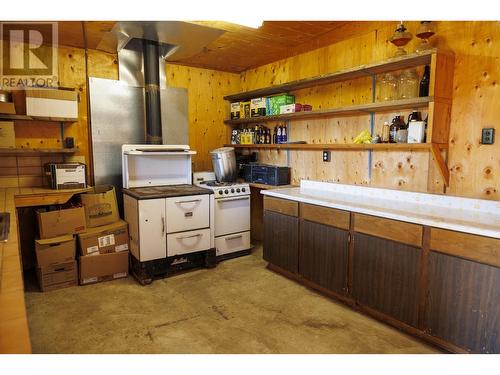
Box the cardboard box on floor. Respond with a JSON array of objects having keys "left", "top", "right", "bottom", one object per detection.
[
  {"left": 37, "top": 206, "right": 86, "bottom": 239},
  {"left": 79, "top": 251, "right": 129, "bottom": 285},
  {"left": 37, "top": 260, "right": 78, "bottom": 292},
  {"left": 77, "top": 220, "right": 129, "bottom": 256},
  {"left": 35, "top": 234, "right": 75, "bottom": 267},
  {"left": 79, "top": 185, "right": 119, "bottom": 227}
]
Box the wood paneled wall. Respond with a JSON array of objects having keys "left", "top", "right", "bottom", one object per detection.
[
  {"left": 165, "top": 65, "right": 241, "bottom": 171},
  {"left": 240, "top": 21, "right": 500, "bottom": 200},
  {"left": 2, "top": 47, "right": 118, "bottom": 187}
]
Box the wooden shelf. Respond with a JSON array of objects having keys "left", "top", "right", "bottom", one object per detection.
[
  {"left": 224, "top": 49, "right": 439, "bottom": 101},
  {"left": 0, "top": 114, "right": 78, "bottom": 122},
  {"left": 224, "top": 97, "right": 432, "bottom": 125},
  {"left": 226, "top": 143, "right": 447, "bottom": 151},
  {"left": 0, "top": 148, "right": 77, "bottom": 155}
]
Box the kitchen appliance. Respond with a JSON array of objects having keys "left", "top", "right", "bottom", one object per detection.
[
  {"left": 193, "top": 171, "right": 251, "bottom": 260},
  {"left": 242, "top": 163, "right": 290, "bottom": 186},
  {"left": 122, "top": 145, "right": 216, "bottom": 284},
  {"left": 408, "top": 121, "right": 426, "bottom": 143},
  {"left": 44, "top": 163, "right": 87, "bottom": 190},
  {"left": 210, "top": 147, "right": 237, "bottom": 182}
]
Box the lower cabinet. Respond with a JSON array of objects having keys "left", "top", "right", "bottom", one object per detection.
[
  {"left": 300, "top": 220, "right": 348, "bottom": 295},
  {"left": 426, "top": 251, "right": 500, "bottom": 353},
  {"left": 352, "top": 233, "right": 421, "bottom": 328},
  {"left": 263, "top": 210, "right": 299, "bottom": 273}
]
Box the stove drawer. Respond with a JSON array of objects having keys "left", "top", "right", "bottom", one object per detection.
[
  {"left": 215, "top": 231, "right": 251, "bottom": 256},
  {"left": 167, "top": 228, "right": 211, "bottom": 257},
  {"left": 166, "top": 194, "right": 210, "bottom": 233}
]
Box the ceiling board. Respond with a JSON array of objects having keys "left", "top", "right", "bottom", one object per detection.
[{"left": 46, "top": 21, "right": 391, "bottom": 73}]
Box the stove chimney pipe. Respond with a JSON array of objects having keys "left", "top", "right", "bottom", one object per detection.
[{"left": 143, "top": 40, "right": 162, "bottom": 144}]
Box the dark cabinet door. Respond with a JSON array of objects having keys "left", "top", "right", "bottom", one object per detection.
[
  {"left": 426, "top": 251, "right": 500, "bottom": 353},
  {"left": 300, "top": 220, "right": 348, "bottom": 295},
  {"left": 263, "top": 210, "right": 299, "bottom": 273},
  {"left": 353, "top": 233, "right": 421, "bottom": 327}
]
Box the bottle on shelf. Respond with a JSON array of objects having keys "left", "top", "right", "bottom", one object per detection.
[
  {"left": 381, "top": 121, "right": 390, "bottom": 143},
  {"left": 389, "top": 115, "right": 401, "bottom": 143},
  {"left": 273, "top": 126, "right": 278, "bottom": 144},
  {"left": 282, "top": 125, "right": 287, "bottom": 143},
  {"left": 419, "top": 65, "right": 430, "bottom": 97},
  {"left": 277, "top": 126, "right": 282, "bottom": 144},
  {"left": 254, "top": 125, "right": 260, "bottom": 144},
  {"left": 398, "top": 69, "right": 419, "bottom": 99},
  {"left": 407, "top": 110, "right": 422, "bottom": 124},
  {"left": 265, "top": 128, "right": 271, "bottom": 144}
]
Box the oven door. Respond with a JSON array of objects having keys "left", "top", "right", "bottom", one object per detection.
[{"left": 215, "top": 195, "right": 250, "bottom": 237}]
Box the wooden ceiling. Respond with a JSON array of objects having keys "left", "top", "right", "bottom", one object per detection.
[{"left": 54, "top": 21, "right": 387, "bottom": 73}]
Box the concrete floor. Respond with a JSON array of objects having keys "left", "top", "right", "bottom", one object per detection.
[{"left": 25, "top": 244, "right": 441, "bottom": 354}]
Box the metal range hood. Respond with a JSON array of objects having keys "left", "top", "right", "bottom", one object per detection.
[{"left": 98, "top": 21, "right": 225, "bottom": 144}]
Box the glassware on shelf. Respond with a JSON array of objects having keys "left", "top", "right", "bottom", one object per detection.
[
  {"left": 378, "top": 73, "right": 398, "bottom": 102},
  {"left": 389, "top": 22, "right": 413, "bottom": 57},
  {"left": 415, "top": 21, "right": 436, "bottom": 53},
  {"left": 398, "top": 69, "right": 419, "bottom": 100}
]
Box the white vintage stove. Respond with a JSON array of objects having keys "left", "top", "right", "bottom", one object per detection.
[
  {"left": 121, "top": 145, "right": 216, "bottom": 284},
  {"left": 193, "top": 171, "right": 251, "bottom": 260}
]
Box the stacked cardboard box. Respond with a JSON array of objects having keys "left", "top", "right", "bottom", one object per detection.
[
  {"left": 35, "top": 205, "right": 86, "bottom": 291},
  {"left": 77, "top": 185, "right": 130, "bottom": 285}
]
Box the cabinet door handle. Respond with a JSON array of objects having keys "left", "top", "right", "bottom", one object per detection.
[
  {"left": 175, "top": 199, "right": 202, "bottom": 204},
  {"left": 177, "top": 233, "right": 202, "bottom": 240},
  {"left": 225, "top": 234, "right": 243, "bottom": 241},
  {"left": 161, "top": 217, "right": 165, "bottom": 236}
]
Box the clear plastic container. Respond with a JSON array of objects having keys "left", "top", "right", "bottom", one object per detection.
[{"left": 398, "top": 69, "right": 419, "bottom": 99}]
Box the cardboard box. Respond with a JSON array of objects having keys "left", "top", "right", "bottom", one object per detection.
[
  {"left": 79, "top": 251, "right": 129, "bottom": 285},
  {"left": 0, "top": 102, "right": 16, "bottom": 114},
  {"left": 230, "top": 102, "right": 240, "bottom": 119},
  {"left": 240, "top": 101, "right": 251, "bottom": 118},
  {"left": 37, "top": 206, "right": 87, "bottom": 239},
  {"left": 266, "top": 94, "right": 295, "bottom": 116},
  {"left": 0, "top": 121, "right": 15, "bottom": 148},
  {"left": 78, "top": 220, "right": 129, "bottom": 256},
  {"left": 279, "top": 103, "right": 303, "bottom": 114},
  {"left": 37, "top": 260, "right": 78, "bottom": 292},
  {"left": 35, "top": 234, "right": 75, "bottom": 267},
  {"left": 26, "top": 89, "right": 78, "bottom": 119},
  {"left": 250, "top": 98, "right": 266, "bottom": 117},
  {"left": 79, "top": 185, "right": 119, "bottom": 227}
]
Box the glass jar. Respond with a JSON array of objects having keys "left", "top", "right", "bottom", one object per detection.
[
  {"left": 378, "top": 73, "right": 398, "bottom": 101},
  {"left": 398, "top": 69, "right": 419, "bottom": 99}
]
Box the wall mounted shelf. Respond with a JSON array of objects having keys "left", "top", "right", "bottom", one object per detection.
[
  {"left": 224, "top": 49, "right": 440, "bottom": 102},
  {"left": 0, "top": 148, "right": 77, "bottom": 155},
  {"left": 0, "top": 114, "right": 78, "bottom": 122},
  {"left": 224, "top": 97, "right": 432, "bottom": 125}
]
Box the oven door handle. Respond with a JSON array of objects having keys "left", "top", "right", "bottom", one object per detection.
[
  {"left": 217, "top": 196, "right": 250, "bottom": 203},
  {"left": 225, "top": 234, "right": 243, "bottom": 241},
  {"left": 175, "top": 199, "right": 202, "bottom": 204},
  {"left": 177, "top": 233, "right": 203, "bottom": 240}
]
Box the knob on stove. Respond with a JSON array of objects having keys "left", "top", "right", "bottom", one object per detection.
[
  {"left": 242, "top": 187, "right": 246, "bottom": 193},
  {"left": 236, "top": 188, "right": 240, "bottom": 193},
  {"left": 224, "top": 189, "right": 229, "bottom": 194},
  {"left": 218, "top": 190, "right": 223, "bottom": 195},
  {"left": 231, "top": 188, "right": 235, "bottom": 193}
]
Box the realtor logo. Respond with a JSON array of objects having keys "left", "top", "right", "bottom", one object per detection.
[{"left": 0, "top": 22, "right": 58, "bottom": 89}]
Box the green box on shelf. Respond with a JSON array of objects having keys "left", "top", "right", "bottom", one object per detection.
[{"left": 266, "top": 94, "right": 295, "bottom": 116}]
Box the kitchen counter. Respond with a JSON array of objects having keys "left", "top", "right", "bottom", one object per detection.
[
  {"left": 261, "top": 180, "right": 500, "bottom": 239},
  {"left": 0, "top": 186, "right": 89, "bottom": 353}
]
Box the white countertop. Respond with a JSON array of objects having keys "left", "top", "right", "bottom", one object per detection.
[{"left": 261, "top": 180, "right": 500, "bottom": 239}]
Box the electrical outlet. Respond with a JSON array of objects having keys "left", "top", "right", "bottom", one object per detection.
[
  {"left": 323, "top": 150, "right": 331, "bottom": 162},
  {"left": 482, "top": 128, "right": 495, "bottom": 144}
]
